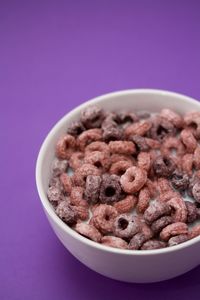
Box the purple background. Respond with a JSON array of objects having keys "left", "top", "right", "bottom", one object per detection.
[{"left": 1, "top": 1, "right": 200, "bottom": 299}]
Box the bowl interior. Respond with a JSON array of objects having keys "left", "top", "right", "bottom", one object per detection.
[{"left": 36, "top": 89, "right": 200, "bottom": 253}]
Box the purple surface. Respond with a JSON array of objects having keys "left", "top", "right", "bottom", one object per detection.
[{"left": 1, "top": 0, "right": 200, "bottom": 299}]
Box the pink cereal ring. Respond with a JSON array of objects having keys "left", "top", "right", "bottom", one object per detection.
[
  {"left": 84, "top": 150, "right": 111, "bottom": 171},
  {"left": 60, "top": 173, "right": 73, "bottom": 195},
  {"left": 161, "top": 137, "right": 185, "bottom": 157},
  {"left": 145, "top": 138, "right": 161, "bottom": 149},
  {"left": 109, "top": 141, "right": 136, "bottom": 155},
  {"left": 114, "top": 195, "right": 137, "bottom": 214},
  {"left": 194, "top": 146, "right": 200, "bottom": 169},
  {"left": 92, "top": 204, "right": 118, "bottom": 234},
  {"left": 74, "top": 223, "right": 101, "bottom": 242},
  {"left": 70, "top": 186, "right": 89, "bottom": 208},
  {"left": 77, "top": 129, "right": 102, "bottom": 151},
  {"left": 125, "top": 120, "right": 152, "bottom": 138},
  {"left": 160, "top": 222, "right": 188, "bottom": 241},
  {"left": 137, "top": 186, "right": 151, "bottom": 213},
  {"left": 110, "top": 154, "right": 135, "bottom": 165},
  {"left": 56, "top": 134, "right": 76, "bottom": 159},
  {"left": 109, "top": 160, "right": 133, "bottom": 176},
  {"left": 69, "top": 152, "right": 84, "bottom": 170},
  {"left": 168, "top": 197, "right": 187, "bottom": 223},
  {"left": 160, "top": 108, "right": 184, "bottom": 128},
  {"left": 101, "top": 236, "right": 128, "bottom": 249},
  {"left": 181, "top": 153, "right": 194, "bottom": 175},
  {"left": 137, "top": 152, "right": 151, "bottom": 172},
  {"left": 184, "top": 111, "right": 200, "bottom": 138},
  {"left": 180, "top": 129, "right": 197, "bottom": 153},
  {"left": 74, "top": 205, "right": 89, "bottom": 221},
  {"left": 73, "top": 163, "right": 101, "bottom": 187},
  {"left": 145, "top": 179, "right": 158, "bottom": 198},
  {"left": 188, "top": 224, "right": 200, "bottom": 239},
  {"left": 158, "top": 190, "right": 180, "bottom": 203},
  {"left": 85, "top": 141, "right": 110, "bottom": 154},
  {"left": 120, "top": 166, "right": 147, "bottom": 193}
]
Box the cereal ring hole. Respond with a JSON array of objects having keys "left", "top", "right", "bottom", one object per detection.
[
  {"left": 118, "top": 218, "right": 129, "bottom": 230},
  {"left": 94, "top": 161, "right": 102, "bottom": 168},
  {"left": 157, "top": 125, "right": 168, "bottom": 137},
  {"left": 105, "top": 186, "right": 116, "bottom": 197}
]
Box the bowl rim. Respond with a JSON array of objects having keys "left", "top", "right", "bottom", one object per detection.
[{"left": 36, "top": 88, "right": 200, "bottom": 256}]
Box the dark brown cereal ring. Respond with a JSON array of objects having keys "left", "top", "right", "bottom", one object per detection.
[
  {"left": 117, "top": 111, "right": 138, "bottom": 125},
  {"left": 85, "top": 141, "right": 109, "bottom": 155},
  {"left": 145, "top": 138, "right": 161, "bottom": 149},
  {"left": 80, "top": 105, "right": 105, "bottom": 129},
  {"left": 150, "top": 117, "right": 175, "bottom": 141},
  {"left": 110, "top": 154, "right": 135, "bottom": 165},
  {"left": 47, "top": 186, "right": 63, "bottom": 202},
  {"left": 102, "top": 122, "right": 123, "bottom": 142},
  {"left": 144, "top": 200, "right": 171, "bottom": 225},
  {"left": 171, "top": 171, "right": 189, "bottom": 192},
  {"left": 84, "top": 175, "right": 102, "bottom": 204},
  {"left": 114, "top": 215, "right": 141, "bottom": 239},
  {"left": 70, "top": 186, "right": 89, "bottom": 208},
  {"left": 51, "top": 158, "right": 68, "bottom": 176},
  {"left": 160, "top": 108, "right": 184, "bottom": 128},
  {"left": 153, "top": 155, "right": 176, "bottom": 177},
  {"left": 60, "top": 173, "right": 73, "bottom": 195},
  {"left": 137, "top": 152, "right": 151, "bottom": 172},
  {"left": 114, "top": 195, "right": 137, "bottom": 214},
  {"left": 129, "top": 233, "right": 148, "bottom": 250},
  {"left": 69, "top": 152, "right": 84, "bottom": 170},
  {"left": 192, "top": 181, "right": 200, "bottom": 203},
  {"left": 160, "top": 222, "right": 188, "bottom": 241},
  {"left": 129, "top": 222, "right": 153, "bottom": 250},
  {"left": 193, "top": 146, "right": 200, "bottom": 169},
  {"left": 184, "top": 111, "right": 200, "bottom": 138},
  {"left": 161, "top": 137, "right": 185, "bottom": 157},
  {"left": 99, "top": 174, "right": 123, "bottom": 204},
  {"left": 137, "top": 187, "right": 151, "bottom": 213},
  {"left": 56, "top": 201, "right": 77, "bottom": 225},
  {"left": 74, "top": 223, "right": 102, "bottom": 242},
  {"left": 74, "top": 205, "right": 89, "bottom": 221},
  {"left": 168, "top": 197, "right": 187, "bottom": 223},
  {"left": 131, "top": 135, "right": 150, "bottom": 152},
  {"left": 185, "top": 201, "right": 198, "bottom": 223},
  {"left": 73, "top": 163, "right": 101, "bottom": 187},
  {"left": 84, "top": 150, "right": 111, "bottom": 171},
  {"left": 101, "top": 236, "right": 128, "bottom": 249},
  {"left": 125, "top": 120, "right": 152, "bottom": 138},
  {"left": 109, "top": 160, "right": 133, "bottom": 176},
  {"left": 151, "top": 216, "right": 173, "bottom": 234},
  {"left": 141, "top": 240, "right": 167, "bottom": 250},
  {"left": 92, "top": 204, "right": 118, "bottom": 234},
  {"left": 188, "top": 224, "right": 200, "bottom": 239},
  {"left": 56, "top": 134, "right": 76, "bottom": 160},
  {"left": 168, "top": 234, "right": 189, "bottom": 246},
  {"left": 188, "top": 171, "right": 200, "bottom": 197},
  {"left": 120, "top": 166, "right": 147, "bottom": 193},
  {"left": 78, "top": 129, "right": 102, "bottom": 151},
  {"left": 180, "top": 129, "right": 197, "bottom": 153},
  {"left": 49, "top": 176, "right": 64, "bottom": 191},
  {"left": 181, "top": 153, "right": 194, "bottom": 175},
  {"left": 67, "top": 120, "right": 86, "bottom": 136},
  {"left": 108, "top": 141, "right": 136, "bottom": 155}
]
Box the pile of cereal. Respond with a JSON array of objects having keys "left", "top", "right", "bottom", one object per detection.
[{"left": 47, "top": 106, "right": 200, "bottom": 250}]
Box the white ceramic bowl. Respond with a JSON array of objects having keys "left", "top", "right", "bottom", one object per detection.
[{"left": 36, "top": 89, "right": 200, "bottom": 283}]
